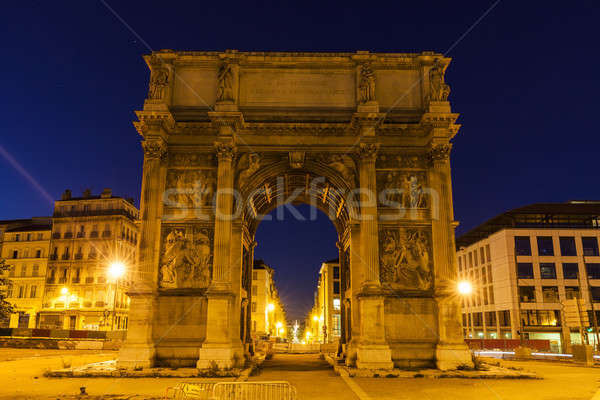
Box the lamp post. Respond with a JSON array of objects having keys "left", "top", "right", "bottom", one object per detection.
[
  {"left": 108, "top": 261, "right": 126, "bottom": 331},
  {"left": 457, "top": 280, "right": 473, "bottom": 338}
]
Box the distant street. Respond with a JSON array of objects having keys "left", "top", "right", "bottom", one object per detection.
[{"left": 0, "top": 349, "right": 599, "bottom": 399}]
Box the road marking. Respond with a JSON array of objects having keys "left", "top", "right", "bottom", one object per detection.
[{"left": 339, "top": 369, "right": 372, "bottom": 400}]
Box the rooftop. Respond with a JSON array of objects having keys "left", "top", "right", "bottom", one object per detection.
[{"left": 457, "top": 201, "right": 600, "bottom": 248}]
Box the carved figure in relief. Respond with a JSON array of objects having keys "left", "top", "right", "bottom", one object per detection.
[
  {"left": 216, "top": 63, "right": 234, "bottom": 102},
  {"left": 379, "top": 228, "right": 432, "bottom": 290},
  {"left": 358, "top": 63, "right": 376, "bottom": 104},
  {"left": 315, "top": 154, "right": 356, "bottom": 184},
  {"left": 380, "top": 172, "right": 426, "bottom": 208},
  {"left": 148, "top": 69, "right": 169, "bottom": 100},
  {"left": 237, "top": 153, "right": 261, "bottom": 186},
  {"left": 166, "top": 170, "right": 216, "bottom": 208},
  {"left": 429, "top": 61, "right": 450, "bottom": 101},
  {"left": 159, "top": 228, "right": 212, "bottom": 289}
]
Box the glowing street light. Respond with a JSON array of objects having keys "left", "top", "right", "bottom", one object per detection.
[
  {"left": 108, "top": 261, "right": 126, "bottom": 280},
  {"left": 313, "top": 315, "right": 318, "bottom": 322},
  {"left": 267, "top": 303, "right": 275, "bottom": 312},
  {"left": 60, "top": 287, "right": 69, "bottom": 295},
  {"left": 457, "top": 280, "right": 473, "bottom": 295}
]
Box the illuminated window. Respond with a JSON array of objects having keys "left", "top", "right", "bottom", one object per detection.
[
  {"left": 333, "top": 298, "right": 341, "bottom": 310},
  {"left": 540, "top": 263, "right": 556, "bottom": 279}
]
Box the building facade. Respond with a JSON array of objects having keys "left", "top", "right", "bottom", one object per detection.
[
  {"left": 251, "top": 260, "right": 286, "bottom": 339},
  {"left": 0, "top": 218, "right": 52, "bottom": 328},
  {"left": 38, "top": 189, "right": 139, "bottom": 331},
  {"left": 457, "top": 202, "right": 600, "bottom": 352},
  {"left": 307, "top": 259, "right": 341, "bottom": 343}
]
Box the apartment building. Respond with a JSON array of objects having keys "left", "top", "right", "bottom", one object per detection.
[
  {"left": 251, "top": 260, "right": 286, "bottom": 339},
  {"left": 38, "top": 188, "right": 139, "bottom": 331},
  {"left": 0, "top": 218, "right": 52, "bottom": 328},
  {"left": 457, "top": 201, "right": 600, "bottom": 352},
  {"left": 306, "top": 258, "right": 341, "bottom": 344}
]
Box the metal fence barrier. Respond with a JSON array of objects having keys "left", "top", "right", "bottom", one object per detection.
[{"left": 166, "top": 381, "right": 297, "bottom": 400}]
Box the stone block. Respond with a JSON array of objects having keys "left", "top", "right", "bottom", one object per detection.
[{"left": 571, "top": 344, "right": 594, "bottom": 366}]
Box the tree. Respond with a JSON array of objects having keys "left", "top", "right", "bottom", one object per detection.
[{"left": 0, "top": 259, "right": 14, "bottom": 325}]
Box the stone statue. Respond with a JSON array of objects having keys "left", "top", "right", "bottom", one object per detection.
[
  {"left": 148, "top": 69, "right": 169, "bottom": 100},
  {"left": 379, "top": 228, "right": 432, "bottom": 290},
  {"left": 358, "top": 63, "right": 376, "bottom": 104},
  {"left": 159, "top": 227, "right": 213, "bottom": 289},
  {"left": 429, "top": 61, "right": 450, "bottom": 101},
  {"left": 216, "top": 63, "right": 234, "bottom": 102}
]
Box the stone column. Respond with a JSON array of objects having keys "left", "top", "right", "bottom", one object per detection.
[
  {"left": 352, "top": 141, "right": 393, "bottom": 369},
  {"left": 429, "top": 142, "right": 473, "bottom": 369},
  {"left": 198, "top": 141, "right": 241, "bottom": 369},
  {"left": 118, "top": 130, "right": 167, "bottom": 369}
]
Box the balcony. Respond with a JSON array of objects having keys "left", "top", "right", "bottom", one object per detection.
[
  {"left": 46, "top": 278, "right": 56, "bottom": 284},
  {"left": 85, "top": 277, "right": 94, "bottom": 284},
  {"left": 53, "top": 208, "right": 138, "bottom": 221},
  {"left": 58, "top": 277, "right": 67, "bottom": 284},
  {"left": 49, "top": 254, "right": 58, "bottom": 260},
  {"left": 76, "top": 232, "right": 85, "bottom": 238},
  {"left": 74, "top": 253, "right": 83, "bottom": 260},
  {"left": 84, "top": 301, "right": 92, "bottom": 308},
  {"left": 52, "top": 233, "right": 61, "bottom": 239},
  {"left": 90, "top": 231, "right": 99, "bottom": 238},
  {"left": 64, "top": 232, "right": 73, "bottom": 239},
  {"left": 61, "top": 254, "right": 70, "bottom": 260},
  {"left": 95, "top": 301, "right": 105, "bottom": 307},
  {"left": 102, "top": 231, "right": 111, "bottom": 238},
  {"left": 72, "top": 277, "right": 80, "bottom": 284}
]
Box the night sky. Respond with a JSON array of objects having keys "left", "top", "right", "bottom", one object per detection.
[{"left": 2, "top": 2, "right": 600, "bottom": 322}]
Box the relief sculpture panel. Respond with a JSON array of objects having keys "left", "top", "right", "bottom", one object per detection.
[
  {"left": 165, "top": 169, "right": 217, "bottom": 209},
  {"left": 379, "top": 227, "right": 433, "bottom": 291},
  {"left": 159, "top": 226, "right": 213, "bottom": 289},
  {"left": 377, "top": 170, "right": 428, "bottom": 209}
]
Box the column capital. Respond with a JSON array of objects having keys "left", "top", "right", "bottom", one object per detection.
[
  {"left": 214, "top": 141, "right": 236, "bottom": 162},
  {"left": 141, "top": 137, "right": 167, "bottom": 160},
  {"left": 134, "top": 110, "right": 175, "bottom": 138},
  {"left": 208, "top": 111, "right": 245, "bottom": 134},
  {"left": 428, "top": 143, "right": 452, "bottom": 164},
  {"left": 357, "top": 142, "right": 380, "bottom": 162}
]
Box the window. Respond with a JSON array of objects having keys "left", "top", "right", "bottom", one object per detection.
[
  {"left": 591, "top": 287, "right": 600, "bottom": 302},
  {"left": 519, "top": 286, "right": 536, "bottom": 302},
  {"left": 559, "top": 237, "right": 577, "bottom": 256},
  {"left": 32, "top": 265, "right": 39, "bottom": 276},
  {"left": 12, "top": 250, "right": 18, "bottom": 259},
  {"left": 251, "top": 302, "right": 257, "bottom": 312},
  {"left": 485, "top": 311, "right": 496, "bottom": 326},
  {"left": 37, "top": 233, "right": 43, "bottom": 240},
  {"left": 15, "top": 234, "right": 20, "bottom": 242},
  {"left": 488, "top": 286, "right": 495, "bottom": 304},
  {"left": 521, "top": 310, "right": 560, "bottom": 326},
  {"left": 473, "top": 312, "right": 483, "bottom": 326},
  {"left": 333, "top": 281, "right": 340, "bottom": 294},
  {"left": 18, "top": 286, "right": 24, "bottom": 298},
  {"left": 517, "top": 263, "right": 534, "bottom": 279},
  {"left": 499, "top": 310, "right": 511, "bottom": 326},
  {"left": 332, "top": 314, "right": 341, "bottom": 336},
  {"left": 582, "top": 237, "right": 600, "bottom": 256},
  {"left": 333, "top": 266, "right": 340, "bottom": 279},
  {"left": 586, "top": 263, "right": 600, "bottom": 279},
  {"left": 252, "top": 272, "right": 258, "bottom": 280},
  {"left": 333, "top": 298, "right": 341, "bottom": 310},
  {"left": 562, "top": 263, "right": 579, "bottom": 279},
  {"left": 565, "top": 286, "right": 580, "bottom": 300},
  {"left": 26, "top": 233, "right": 31, "bottom": 241},
  {"left": 20, "top": 265, "right": 27, "bottom": 277},
  {"left": 542, "top": 286, "right": 559, "bottom": 302},
  {"left": 480, "top": 247, "right": 486, "bottom": 265},
  {"left": 537, "top": 236, "right": 554, "bottom": 256},
  {"left": 30, "top": 286, "right": 37, "bottom": 298},
  {"left": 35, "top": 249, "right": 41, "bottom": 258},
  {"left": 251, "top": 285, "right": 257, "bottom": 296},
  {"left": 539, "top": 263, "right": 556, "bottom": 279},
  {"left": 485, "top": 245, "right": 491, "bottom": 262},
  {"left": 515, "top": 236, "right": 531, "bottom": 256}
]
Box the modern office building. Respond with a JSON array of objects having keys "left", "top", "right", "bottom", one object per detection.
[
  {"left": 0, "top": 218, "right": 52, "bottom": 328},
  {"left": 251, "top": 259, "right": 286, "bottom": 339},
  {"left": 456, "top": 201, "right": 600, "bottom": 352},
  {"left": 306, "top": 258, "right": 341, "bottom": 344},
  {"left": 37, "top": 188, "right": 139, "bottom": 331}
]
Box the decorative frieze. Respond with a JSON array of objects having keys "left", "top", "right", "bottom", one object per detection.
[
  {"left": 159, "top": 225, "right": 213, "bottom": 289},
  {"left": 376, "top": 152, "right": 428, "bottom": 169},
  {"left": 379, "top": 227, "right": 433, "bottom": 291},
  {"left": 377, "top": 171, "right": 428, "bottom": 208}
]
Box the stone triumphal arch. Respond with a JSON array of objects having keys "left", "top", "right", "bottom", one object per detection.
[{"left": 118, "top": 50, "right": 472, "bottom": 370}]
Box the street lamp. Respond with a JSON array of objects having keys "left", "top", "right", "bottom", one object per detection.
[
  {"left": 457, "top": 280, "right": 473, "bottom": 296},
  {"left": 108, "top": 261, "right": 126, "bottom": 331}
]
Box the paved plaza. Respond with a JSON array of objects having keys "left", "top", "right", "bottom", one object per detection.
[{"left": 0, "top": 349, "right": 599, "bottom": 399}]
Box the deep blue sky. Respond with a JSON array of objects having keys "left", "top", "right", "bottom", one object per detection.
[{"left": 2, "top": 1, "right": 600, "bottom": 321}]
